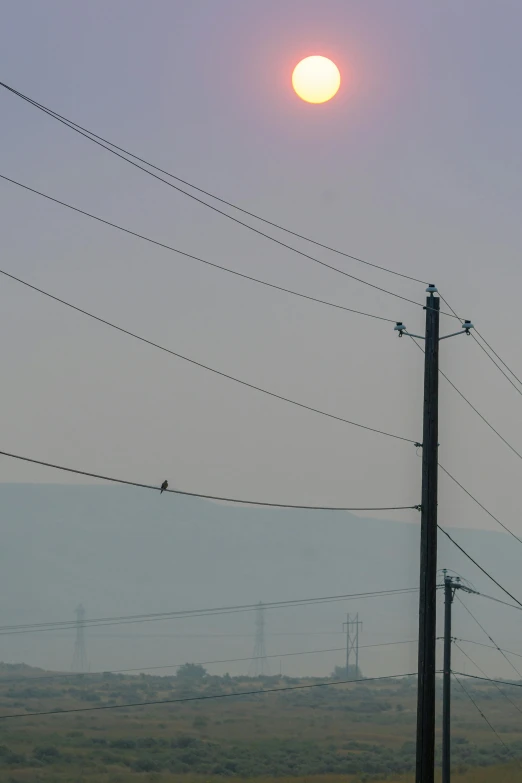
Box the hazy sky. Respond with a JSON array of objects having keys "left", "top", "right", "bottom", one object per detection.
[
  {"left": 2, "top": 0, "right": 522, "bottom": 529},
  {"left": 1, "top": 2, "right": 522, "bottom": 675}
]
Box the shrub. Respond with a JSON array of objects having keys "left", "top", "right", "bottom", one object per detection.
[{"left": 33, "top": 746, "right": 60, "bottom": 762}]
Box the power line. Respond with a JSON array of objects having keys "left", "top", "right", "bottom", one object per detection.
[
  {"left": 0, "top": 175, "right": 425, "bottom": 315},
  {"left": 0, "top": 598, "right": 419, "bottom": 637},
  {"left": 409, "top": 336, "right": 522, "bottom": 466},
  {"left": 453, "top": 642, "right": 522, "bottom": 715},
  {"left": 0, "top": 639, "right": 419, "bottom": 685},
  {"left": 410, "top": 337, "right": 522, "bottom": 564},
  {"left": 0, "top": 225, "right": 395, "bottom": 326},
  {"left": 0, "top": 171, "right": 453, "bottom": 326},
  {"left": 473, "top": 591, "right": 522, "bottom": 613},
  {"left": 0, "top": 450, "right": 419, "bottom": 510},
  {"left": 455, "top": 595, "right": 522, "bottom": 680},
  {"left": 0, "top": 588, "right": 418, "bottom": 636},
  {"left": 437, "top": 526, "right": 522, "bottom": 609},
  {"left": 452, "top": 672, "right": 522, "bottom": 766},
  {"left": 455, "top": 638, "right": 522, "bottom": 660},
  {"left": 456, "top": 672, "right": 522, "bottom": 687},
  {"left": 0, "top": 270, "right": 416, "bottom": 446},
  {"left": 473, "top": 328, "right": 522, "bottom": 390},
  {"left": 74, "top": 629, "right": 402, "bottom": 639},
  {"left": 58, "top": 628, "right": 417, "bottom": 640},
  {"left": 439, "top": 464, "right": 522, "bottom": 546},
  {"left": 440, "top": 292, "right": 522, "bottom": 392},
  {"left": 472, "top": 333, "right": 522, "bottom": 398},
  {"left": 0, "top": 80, "right": 427, "bottom": 287},
  {"left": 0, "top": 595, "right": 420, "bottom": 638},
  {"left": 439, "top": 293, "right": 522, "bottom": 397},
  {"left": 0, "top": 671, "right": 416, "bottom": 720},
  {"left": 0, "top": 605, "right": 414, "bottom": 636},
  {"left": 439, "top": 370, "right": 522, "bottom": 463},
  {"left": 58, "top": 631, "right": 349, "bottom": 638}
]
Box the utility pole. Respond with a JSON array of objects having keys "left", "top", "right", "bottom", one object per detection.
[
  {"left": 343, "top": 613, "right": 362, "bottom": 678},
  {"left": 442, "top": 571, "right": 453, "bottom": 783},
  {"left": 441, "top": 570, "right": 477, "bottom": 783},
  {"left": 71, "top": 603, "right": 88, "bottom": 672},
  {"left": 249, "top": 602, "right": 269, "bottom": 677},
  {"left": 417, "top": 285, "right": 439, "bottom": 783},
  {"left": 355, "top": 614, "right": 360, "bottom": 677},
  {"left": 395, "top": 290, "right": 473, "bottom": 783}
]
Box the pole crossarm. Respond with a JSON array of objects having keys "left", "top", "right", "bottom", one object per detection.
[{"left": 394, "top": 322, "right": 474, "bottom": 341}]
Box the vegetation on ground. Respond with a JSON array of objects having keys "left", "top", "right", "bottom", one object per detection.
[{"left": 0, "top": 662, "right": 520, "bottom": 780}]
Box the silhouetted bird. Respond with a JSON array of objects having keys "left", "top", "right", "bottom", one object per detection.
[{"left": 160, "top": 480, "right": 168, "bottom": 494}]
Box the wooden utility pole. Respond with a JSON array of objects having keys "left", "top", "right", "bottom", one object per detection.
[
  {"left": 442, "top": 570, "right": 454, "bottom": 783},
  {"left": 395, "top": 290, "right": 474, "bottom": 783},
  {"left": 416, "top": 285, "right": 440, "bottom": 783},
  {"left": 442, "top": 570, "right": 477, "bottom": 783}
]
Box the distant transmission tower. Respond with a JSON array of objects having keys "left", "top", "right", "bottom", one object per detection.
[
  {"left": 71, "top": 604, "right": 88, "bottom": 672},
  {"left": 343, "top": 613, "right": 362, "bottom": 679},
  {"left": 249, "top": 601, "right": 269, "bottom": 676}
]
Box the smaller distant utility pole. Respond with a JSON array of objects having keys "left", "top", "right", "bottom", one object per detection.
[
  {"left": 71, "top": 604, "right": 88, "bottom": 672},
  {"left": 442, "top": 570, "right": 477, "bottom": 783},
  {"left": 249, "top": 602, "right": 269, "bottom": 677},
  {"left": 343, "top": 614, "right": 362, "bottom": 678}
]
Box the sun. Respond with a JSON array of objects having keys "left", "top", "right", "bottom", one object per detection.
[{"left": 292, "top": 56, "right": 341, "bottom": 104}]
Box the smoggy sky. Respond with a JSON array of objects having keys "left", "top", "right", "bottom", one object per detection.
[{"left": 1, "top": 0, "right": 522, "bottom": 537}]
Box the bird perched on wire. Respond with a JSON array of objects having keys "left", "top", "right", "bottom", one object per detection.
[{"left": 160, "top": 480, "right": 168, "bottom": 494}]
